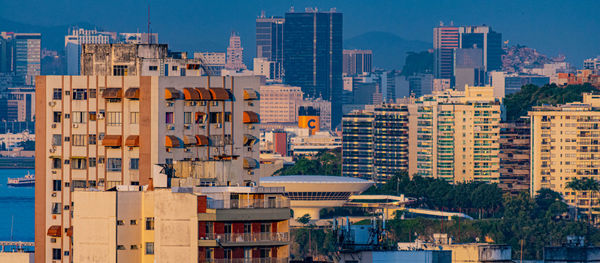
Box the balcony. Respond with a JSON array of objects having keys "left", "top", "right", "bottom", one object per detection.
[
  {"left": 199, "top": 258, "right": 288, "bottom": 263},
  {"left": 200, "top": 232, "right": 290, "bottom": 245}
]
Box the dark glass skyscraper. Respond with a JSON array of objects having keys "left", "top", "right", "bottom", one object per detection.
[
  {"left": 459, "top": 26, "right": 503, "bottom": 72},
  {"left": 255, "top": 13, "right": 284, "bottom": 64},
  {"left": 283, "top": 8, "right": 343, "bottom": 128}
]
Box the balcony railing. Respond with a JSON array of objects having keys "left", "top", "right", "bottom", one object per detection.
[
  {"left": 208, "top": 199, "right": 290, "bottom": 209},
  {"left": 201, "top": 232, "right": 290, "bottom": 243},
  {"left": 199, "top": 258, "right": 288, "bottom": 263}
]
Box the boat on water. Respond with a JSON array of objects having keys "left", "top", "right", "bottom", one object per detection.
[{"left": 7, "top": 172, "right": 34, "bottom": 187}]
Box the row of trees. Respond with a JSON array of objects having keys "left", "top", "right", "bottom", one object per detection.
[{"left": 275, "top": 148, "right": 341, "bottom": 176}]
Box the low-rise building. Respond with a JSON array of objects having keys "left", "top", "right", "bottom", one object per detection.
[{"left": 73, "top": 186, "right": 291, "bottom": 263}]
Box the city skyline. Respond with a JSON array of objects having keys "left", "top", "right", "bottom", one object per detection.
[{"left": 0, "top": 0, "right": 598, "bottom": 67}]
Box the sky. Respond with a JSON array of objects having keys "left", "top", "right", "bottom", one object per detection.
[{"left": 1, "top": 0, "right": 599, "bottom": 66}]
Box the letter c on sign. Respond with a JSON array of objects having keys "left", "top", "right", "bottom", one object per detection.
[{"left": 307, "top": 119, "right": 316, "bottom": 129}]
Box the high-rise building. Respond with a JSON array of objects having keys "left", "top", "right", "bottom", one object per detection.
[
  {"left": 453, "top": 48, "right": 486, "bottom": 92},
  {"left": 72, "top": 187, "right": 290, "bottom": 262},
  {"left": 194, "top": 52, "right": 226, "bottom": 74},
  {"left": 283, "top": 8, "right": 343, "bottom": 128},
  {"left": 489, "top": 71, "right": 549, "bottom": 98},
  {"left": 254, "top": 57, "right": 281, "bottom": 82},
  {"left": 65, "top": 28, "right": 113, "bottom": 75},
  {"left": 433, "top": 25, "right": 459, "bottom": 79},
  {"left": 0, "top": 87, "right": 35, "bottom": 122},
  {"left": 343, "top": 49, "right": 373, "bottom": 76},
  {"left": 529, "top": 93, "right": 600, "bottom": 214},
  {"left": 459, "top": 26, "right": 503, "bottom": 72},
  {"left": 225, "top": 32, "right": 246, "bottom": 71},
  {"left": 35, "top": 75, "right": 261, "bottom": 262},
  {"left": 498, "top": 122, "right": 530, "bottom": 194},
  {"left": 259, "top": 84, "right": 304, "bottom": 124},
  {"left": 0, "top": 32, "right": 42, "bottom": 85},
  {"left": 414, "top": 86, "right": 502, "bottom": 183},
  {"left": 342, "top": 104, "right": 411, "bottom": 182},
  {"left": 408, "top": 74, "right": 433, "bottom": 97},
  {"left": 255, "top": 13, "right": 284, "bottom": 65}
]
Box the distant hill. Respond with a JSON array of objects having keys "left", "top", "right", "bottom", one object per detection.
[
  {"left": 344, "top": 31, "right": 431, "bottom": 70},
  {"left": 0, "top": 17, "right": 97, "bottom": 53}
]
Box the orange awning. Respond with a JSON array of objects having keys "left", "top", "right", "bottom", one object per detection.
[
  {"left": 47, "top": 225, "right": 61, "bottom": 237},
  {"left": 165, "top": 135, "right": 182, "bottom": 148},
  {"left": 102, "top": 135, "right": 122, "bottom": 147},
  {"left": 102, "top": 88, "right": 123, "bottom": 99},
  {"left": 165, "top": 88, "right": 182, "bottom": 100},
  {"left": 183, "top": 135, "right": 197, "bottom": 146},
  {"left": 243, "top": 157, "right": 258, "bottom": 169},
  {"left": 243, "top": 89, "right": 259, "bottom": 100},
  {"left": 209, "top": 88, "right": 231, "bottom": 100},
  {"left": 125, "top": 135, "right": 140, "bottom": 147},
  {"left": 66, "top": 227, "right": 73, "bottom": 237},
  {"left": 195, "top": 135, "right": 209, "bottom": 146},
  {"left": 183, "top": 88, "right": 201, "bottom": 101},
  {"left": 243, "top": 111, "right": 260, "bottom": 124},
  {"left": 195, "top": 88, "right": 212, "bottom": 100},
  {"left": 195, "top": 112, "right": 207, "bottom": 123},
  {"left": 124, "top": 88, "right": 140, "bottom": 99}
]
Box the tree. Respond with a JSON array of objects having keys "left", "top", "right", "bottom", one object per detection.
[
  {"left": 567, "top": 178, "right": 600, "bottom": 223},
  {"left": 296, "top": 214, "right": 311, "bottom": 226},
  {"left": 400, "top": 51, "right": 433, "bottom": 76}
]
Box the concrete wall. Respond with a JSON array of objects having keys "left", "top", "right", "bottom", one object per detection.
[
  {"left": 153, "top": 190, "right": 198, "bottom": 263},
  {"left": 0, "top": 252, "right": 33, "bottom": 263}
]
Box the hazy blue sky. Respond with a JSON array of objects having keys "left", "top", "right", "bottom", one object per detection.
[{"left": 1, "top": 0, "right": 598, "bottom": 66}]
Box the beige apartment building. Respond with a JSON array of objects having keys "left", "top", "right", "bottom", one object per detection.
[
  {"left": 529, "top": 93, "right": 600, "bottom": 214},
  {"left": 72, "top": 186, "right": 290, "bottom": 263},
  {"left": 35, "top": 75, "right": 261, "bottom": 262},
  {"left": 413, "top": 85, "right": 502, "bottom": 183}
]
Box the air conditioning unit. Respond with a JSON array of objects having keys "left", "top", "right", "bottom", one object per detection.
[
  {"left": 98, "top": 115, "right": 105, "bottom": 120},
  {"left": 51, "top": 193, "right": 56, "bottom": 197},
  {"left": 216, "top": 123, "right": 222, "bottom": 128},
  {"left": 49, "top": 148, "right": 56, "bottom": 153},
  {"left": 48, "top": 101, "right": 56, "bottom": 107},
  {"left": 73, "top": 124, "right": 79, "bottom": 128},
  {"left": 167, "top": 125, "right": 175, "bottom": 130},
  {"left": 190, "top": 101, "right": 197, "bottom": 106},
  {"left": 51, "top": 123, "right": 57, "bottom": 128}
]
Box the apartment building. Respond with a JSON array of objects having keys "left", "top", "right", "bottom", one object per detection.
[
  {"left": 342, "top": 104, "right": 411, "bottom": 182},
  {"left": 414, "top": 86, "right": 502, "bottom": 183},
  {"left": 35, "top": 75, "right": 261, "bottom": 262},
  {"left": 72, "top": 186, "right": 290, "bottom": 263},
  {"left": 498, "top": 122, "right": 530, "bottom": 194},
  {"left": 529, "top": 93, "right": 600, "bottom": 214}
]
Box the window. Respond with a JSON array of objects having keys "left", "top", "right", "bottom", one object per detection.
[
  {"left": 52, "top": 158, "right": 61, "bottom": 169},
  {"left": 107, "top": 158, "right": 122, "bottom": 172},
  {"left": 53, "top": 89, "right": 62, "bottom": 100},
  {"left": 64, "top": 113, "right": 70, "bottom": 119},
  {"left": 224, "top": 223, "right": 232, "bottom": 234},
  {"left": 172, "top": 66, "right": 178, "bottom": 71},
  {"left": 52, "top": 180, "right": 62, "bottom": 191},
  {"left": 72, "top": 180, "right": 86, "bottom": 188},
  {"left": 130, "top": 158, "right": 139, "bottom": 170},
  {"left": 184, "top": 112, "right": 192, "bottom": 124},
  {"left": 51, "top": 203, "right": 61, "bottom": 215},
  {"left": 72, "top": 135, "right": 86, "bottom": 146},
  {"left": 71, "top": 158, "right": 87, "bottom": 170},
  {"left": 149, "top": 65, "right": 158, "bottom": 71},
  {"left": 145, "top": 242, "right": 154, "bottom": 255},
  {"left": 89, "top": 112, "right": 97, "bottom": 121},
  {"left": 130, "top": 220, "right": 137, "bottom": 225},
  {"left": 165, "top": 112, "right": 174, "bottom": 124},
  {"left": 89, "top": 157, "right": 97, "bottom": 168},
  {"left": 116, "top": 245, "right": 125, "bottom": 250},
  {"left": 205, "top": 222, "right": 213, "bottom": 235},
  {"left": 224, "top": 112, "right": 232, "bottom": 122},
  {"left": 72, "top": 112, "right": 86, "bottom": 124},
  {"left": 52, "top": 135, "right": 62, "bottom": 146},
  {"left": 72, "top": 89, "right": 87, "bottom": 100},
  {"left": 205, "top": 248, "right": 213, "bottom": 260},
  {"left": 130, "top": 112, "right": 139, "bottom": 124},
  {"left": 113, "top": 65, "right": 127, "bottom": 76},
  {"left": 117, "top": 220, "right": 124, "bottom": 225},
  {"left": 244, "top": 223, "right": 251, "bottom": 234},
  {"left": 107, "top": 112, "right": 122, "bottom": 126},
  {"left": 89, "top": 89, "right": 97, "bottom": 99},
  {"left": 88, "top": 134, "right": 97, "bottom": 145},
  {"left": 52, "top": 248, "right": 61, "bottom": 260},
  {"left": 209, "top": 112, "right": 222, "bottom": 123},
  {"left": 260, "top": 223, "right": 271, "bottom": 233},
  {"left": 146, "top": 217, "right": 155, "bottom": 230},
  {"left": 53, "top": 112, "right": 62, "bottom": 123},
  {"left": 224, "top": 249, "right": 232, "bottom": 259},
  {"left": 131, "top": 245, "right": 138, "bottom": 250}
]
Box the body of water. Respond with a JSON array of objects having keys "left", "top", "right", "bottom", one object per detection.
[{"left": 0, "top": 169, "right": 34, "bottom": 242}]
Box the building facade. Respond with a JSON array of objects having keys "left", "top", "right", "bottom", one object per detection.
[
  {"left": 72, "top": 187, "right": 290, "bottom": 263},
  {"left": 0, "top": 32, "right": 41, "bottom": 85},
  {"left": 433, "top": 25, "right": 459, "bottom": 79},
  {"left": 65, "top": 28, "right": 113, "bottom": 75},
  {"left": 283, "top": 8, "right": 343, "bottom": 128},
  {"left": 343, "top": 49, "right": 373, "bottom": 76},
  {"left": 529, "top": 93, "right": 600, "bottom": 215},
  {"left": 498, "top": 122, "right": 530, "bottom": 194},
  {"left": 225, "top": 32, "right": 246, "bottom": 71},
  {"left": 459, "top": 26, "right": 503, "bottom": 72},
  {"left": 255, "top": 14, "right": 284, "bottom": 64},
  {"left": 415, "top": 86, "right": 502, "bottom": 183},
  {"left": 259, "top": 84, "right": 303, "bottom": 124},
  {"left": 35, "top": 75, "right": 261, "bottom": 262}
]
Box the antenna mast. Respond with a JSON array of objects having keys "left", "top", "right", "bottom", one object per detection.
[{"left": 147, "top": 4, "right": 152, "bottom": 44}]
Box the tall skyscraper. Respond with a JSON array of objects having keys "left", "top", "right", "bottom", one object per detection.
[
  {"left": 343, "top": 49, "right": 373, "bottom": 76},
  {"left": 225, "top": 32, "right": 246, "bottom": 71},
  {"left": 0, "top": 32, "right": 41, "bottom": 85},
  {"left": 255, "top": 12, "right": 284, "bottom": 64},
  {"left": 283, "top": 8, "right": 343, "bottom": 128},
  {"left": 459, "top": 26, "right": 503, "bottom": 72},
  {"left": 433, "top": 24, "right": 459, "bottom": 79}
]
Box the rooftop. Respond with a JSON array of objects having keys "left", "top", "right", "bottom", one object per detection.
[{"left": 260, "top": 175, "right": 371, "bottom": 184}]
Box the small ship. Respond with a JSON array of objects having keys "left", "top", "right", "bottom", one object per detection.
[{"left": 7, "top": 172, "right": 34, "bottom": 187}]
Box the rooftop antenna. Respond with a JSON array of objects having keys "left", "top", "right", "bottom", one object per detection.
[{"left": 147, "top": 4, "right": 152, "bottom": 44}]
